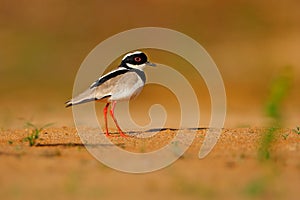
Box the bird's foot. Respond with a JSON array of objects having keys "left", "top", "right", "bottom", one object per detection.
[
  {"left": 105, "top": 133, "right": 112, "bottom": 137},
  {"left": 105, "top": 131, "right": 129, "bottom": 137},
  {"left": 119, "top": 132, "right": 129, "bottom": 137}
]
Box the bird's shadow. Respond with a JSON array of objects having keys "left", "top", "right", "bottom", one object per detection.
[
  {"left": 124, "top": 127, "right": 207, "bottom": 134},
  {"left": 35, "top": 143, "right": 125, "bottom": 148},
  {"left": 35, "top": 127, "right": 207, "bottom": 147}
]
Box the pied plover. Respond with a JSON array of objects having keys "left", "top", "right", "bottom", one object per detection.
[{"left": 66, "top": 51, "right": 156, "bottom": 137}]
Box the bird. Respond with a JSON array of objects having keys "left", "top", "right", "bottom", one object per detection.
[{"left": 66, "top": 51, "right": 156, "bottom": 137}]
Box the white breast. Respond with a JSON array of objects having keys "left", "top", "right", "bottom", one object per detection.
[{"left": 109, "top": 71, "right": 145, "bottom": 101}]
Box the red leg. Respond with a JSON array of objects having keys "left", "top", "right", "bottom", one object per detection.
[
  {"left": 110, "top": 101, "right": 127, "bottom": 137},
  {"left": 103, "top": 103, "right": 110, "bottom": 137}
]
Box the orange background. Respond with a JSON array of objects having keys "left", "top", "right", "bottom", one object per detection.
[{"left": 0, "top": 0, "right": 299, "bottom": 128}]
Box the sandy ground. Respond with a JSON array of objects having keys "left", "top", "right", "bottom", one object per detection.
[
  {"left": 0, "top": 127, "right": 299, "bottom": 200},
  {"left": 1, "top": 1, "right": 300, "bottom": 199}
]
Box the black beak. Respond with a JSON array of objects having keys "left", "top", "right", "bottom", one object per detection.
[{"left": 146, "top": 61, "right": 156, "bottom": 67}]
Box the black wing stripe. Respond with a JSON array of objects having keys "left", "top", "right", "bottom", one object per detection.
[
  {"left": 90, "top": 69, "right": 129, "bottom": 89},
  {"left": 97, "top": 95, "right": 111, "bottom": 101}
]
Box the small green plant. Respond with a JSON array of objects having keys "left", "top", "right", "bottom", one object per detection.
[
  {"left": 258, "top": 127, "right": 278, "bottom": 161},
  {"left": 292, "top": 126, "right": 300, "bottom": 135},
  {"left": 281, "top": 133, "right": 289, "bottom": 140},
  {"left": 243, "top": 177, "right": 267, "bottom": 198},
  {"left": 258, "top": 67, "right": 292, "bottom": 162},
  {"left": 23, "top": 122, "right": 53, "bottom": 146},
  {"left": 264, "top": 67, "right": 292, "bottom": 122}
]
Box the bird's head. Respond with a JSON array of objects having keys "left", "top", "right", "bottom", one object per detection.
[{"left": 120, "top": 51, "right": 156, "bottom": 70}]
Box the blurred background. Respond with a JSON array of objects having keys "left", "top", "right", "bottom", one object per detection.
[{"left": 0, "top": 0, "right": 299, "bottom": 129}]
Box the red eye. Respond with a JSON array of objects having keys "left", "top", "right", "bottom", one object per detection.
[{"left": 134, "top": 57, "right": 142, "bottom": 62}]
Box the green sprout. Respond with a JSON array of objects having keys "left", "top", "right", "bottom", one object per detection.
[
  {"left": 281, "top": 133, "right": 289, "bottom": 140},
  {"left": 23, "top": 122, "right": 53, "bottom": 146},
  {"left": 264, "top": 67, "right": 292, "bottom": 122},
  {"left": 243, "top": 177, "right": 267, "bottom": 198},
  {"left": 258, "top": 127, "right": 278, "bottom": 161},
  {"left": 258, "top": 66, "right": 292, "bottom": 161},
  {"left": 292, "top": 126, "right": 300, "bottom": 135}
]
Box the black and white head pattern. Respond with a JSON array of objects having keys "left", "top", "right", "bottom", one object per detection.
[{"left": 120, "top": 51, "right": 149, "bottom": 69}]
